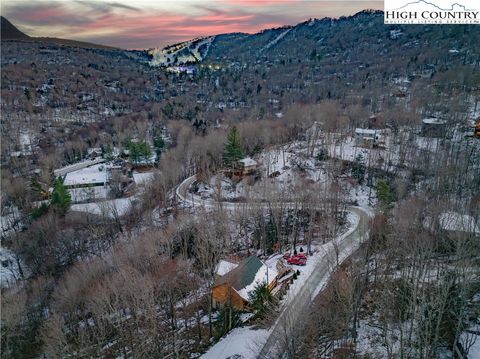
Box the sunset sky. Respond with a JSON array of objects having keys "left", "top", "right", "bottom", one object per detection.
[{"left": 2, "top": 0, "right": 382, "bottom": 49}]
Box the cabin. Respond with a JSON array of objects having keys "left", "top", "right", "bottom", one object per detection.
[
  {"left": 215, "top": 259, "right": 239, "bottom": 279},
  {"left": 233, "top": 157, "right": 258, "bottom": 176},
  {"left": 212, "top": 256, "right": 277, "bottom": 311},
  {"left": 54, "top": 158, "right": 106, "bottom": 177},
  {"left": 354, "top": 128, "right": 379, "bottom": 148},
  {"left": 421, "top": 118, "right": 447, "bottom": 138},
  {"left": 424, "top": 211, "right": 480, "bottom": 237}
]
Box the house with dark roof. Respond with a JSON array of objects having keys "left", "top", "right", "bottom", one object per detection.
[{"left": 212, "top": 256, "right": 278, "bottom": 311}]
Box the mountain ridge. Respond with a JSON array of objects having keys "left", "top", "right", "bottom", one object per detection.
[
  {"left": 1, "top": 16, "right": 116, "bottom": 50},
  {"left": 148, "top": 9, "right": 386, "bottom": 67}
]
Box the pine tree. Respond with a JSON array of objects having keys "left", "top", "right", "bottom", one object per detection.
[
  {"left": 351, "top": 153, "right": 366, "bottom": 184},
  {"left": 248, "top": 282, "right": 277, "bottom": 319},
  {"left": 376, "top": 180, "right": 394, "bottom": 210},
  {"left": 51, "top": 179, "right": 71, "bottom": 215},
  {"left": 223, "top": 126, "right": 244, "bottom": 166}
]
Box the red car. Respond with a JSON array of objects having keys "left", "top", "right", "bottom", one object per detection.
[{"left": 287, "top": 255, "right": 307, "bottom": 266}]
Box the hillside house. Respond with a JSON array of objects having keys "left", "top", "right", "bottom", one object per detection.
[
  {"left": 212, "top": 256, "right": 278, "bottom": 311},
  {"left": 424, "top": 211, "right": 480, "bottom": 237},
  {"left": 54, "top": 158, "right": 106, "bottom": 177},
  {"left": 215, "top": 259, "right": 239, "bottom": 278},
  {"left": 87, "top": 147, "right": 102, "bottom": 159},
  {"left": 421, "top": 118, "right": 447, "bottom": 138},
  {"left": 234, "top": 158, "right": 258, "bottom": 176},
  {"left": 56, "top": 159, "right": 131, "bottom": 203},
  {"left": 355, "top": 128, "right": 379, "bottom": 147}
]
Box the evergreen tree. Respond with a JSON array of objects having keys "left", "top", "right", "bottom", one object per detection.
[
  {"left": 376, "top": 180, "right": 394, "bottom": 210},
  {"left": 223, "top": 126, "right": 244, "bottom": 166},
  {"left": 248, "top": 282, "right": 277, "bottom": 319},
  {"left": 351, "top": 153, "right": 366, "bottom": 184},
  {"left": 51, "top": 179, "right": 71, "bottom": 215},
  {"left": 129, "top": 140, "right": 152, "bottom": 165},
  {"left": 103, "top": 144, "right": 113, "bottom": 161}
]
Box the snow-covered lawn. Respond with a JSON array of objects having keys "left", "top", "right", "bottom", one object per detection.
[
  {"left": 201, "top": 327, "right": 269, "bottom": 359},
  {"left": 70, "top": 197, "right": 136, "bottom": 217},
  {"left": 133, "top": 171, "right": 155, "bottom": 186}
]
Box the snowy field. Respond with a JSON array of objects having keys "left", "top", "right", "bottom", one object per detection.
[
  {"left": 201, "top": 327, "right": 269, "bottom": 359},
  {"left": 70, "top": 197, "right": 137, "bottom": 217}
]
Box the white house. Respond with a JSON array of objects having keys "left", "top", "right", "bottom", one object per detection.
[{"left": 355, "top": 128, "right": 379, "bottom": 147}]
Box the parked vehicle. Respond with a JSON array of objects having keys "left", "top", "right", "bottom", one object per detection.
[{"left": 286, "top": 255, "right": 307, "bottom": 266}]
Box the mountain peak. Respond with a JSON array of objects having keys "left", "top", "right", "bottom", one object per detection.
[{"left": 1, "top": 16, "right": 30, "bottom": 40}]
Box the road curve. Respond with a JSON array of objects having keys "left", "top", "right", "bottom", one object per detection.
[{"left": 176, "top": 175, "right": 373, "bottom": 358}]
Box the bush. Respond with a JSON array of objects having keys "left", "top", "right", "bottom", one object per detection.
[{"left": 248, "top": 283, "right": 277, "bottom": 319}]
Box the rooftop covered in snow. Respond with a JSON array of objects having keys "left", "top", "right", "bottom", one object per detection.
[
  {"left": 63, "top": 163, "right": 109, "bottom": 187},
  {"left": 237, "top": 157, "right": 258, "bottom": 167},
  {"left": 216, "top": 259, "right": 239, "bottom": 277},
  {"left": 422, "top": 118, "right": 447, "bottom": 125}
]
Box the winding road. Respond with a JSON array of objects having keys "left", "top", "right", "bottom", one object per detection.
[{"left": 177, "top": 175, "right": 373, "bottom": 358}]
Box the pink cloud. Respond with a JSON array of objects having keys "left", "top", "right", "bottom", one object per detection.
[
  {"left": 226, "top": 0, "right": 298, "bottom": 6},
  {"left": 2, "top": 0, "right": 382, "bottom": 49}
]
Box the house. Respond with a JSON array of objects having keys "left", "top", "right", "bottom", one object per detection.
[
  {"left": 87, "top": 147, "right": 102, "bottom": 159},
  {"left": 212, "top": 256, "right": 278, "bottom": 311},
  {"left": 235, "top": 158, "right": 258, "bottom": 176},
  {"left": 355, "top": 128, "right": 379, "bottom": 147},
  {"left": 62, "top": 163, "right": 111, "bottom": 202},
  {"left": 424, "top": 211, "right": 480, "bottom": 236},
  {"left": 56, "top": 159, "right": 130, "bottom": 203},
  {"left": 54, "top": 158, "right": 106, "bottom": 177},
  {"left": 421, "top": 118, "right": 447, "bottom": 138},
  {"left": 63, "top": 164, "right": 109, "bottom": 188},
  {"left": 215, "top": 259, "right": 239, "bottom": 278}
]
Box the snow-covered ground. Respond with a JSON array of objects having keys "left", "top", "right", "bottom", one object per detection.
[
  {"left": 201, "top": 327, "right": 269, "bottom": 359},
  {"left": 461, "top": 325, "right": 480, "bottom": 359},
  {"left": 194, "top": 143, "right": 330, "bottom": 203},
  {"left": 0, "top": 247, "right": 23, "bottom": 288},
  {"left": 132, "top": 171, "right": 155, "bottom": 186},
  {"left": 149, "top": 36, "right": 214, "bottom": 67},
  {"left": 70, "top": 197, "right": 136, "bottom": 218}
]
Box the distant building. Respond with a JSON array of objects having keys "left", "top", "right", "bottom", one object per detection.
[
  {"left": 166, "top": 65, "right": 196, "bottom": 75},
  {"left": 212, "top": 256, "right": 278, "bottom": 311},
  {"left": 234, "top": 158, "right": 258, "bottom": 176},
  {"left": 424, "top": 211, "right": 480, "bottom": 236},
  {"left": 54, "top": 158, "right": 105, "bottom": 177},
  {"left": 87, "top": 147, "right": 102, "bottom": 159},
  {"left": 354, "top": 128, "right": 379, "bottom": 147},
  {"left": 421, "top": 118, "right": 447, "bottom": 138},
  {"left": 63, "top": 164, "right": 109, "bottom": 188}
]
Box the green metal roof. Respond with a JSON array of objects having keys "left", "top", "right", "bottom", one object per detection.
[{"left": 215, "top": 256, "right": 263, "bottom": 291}]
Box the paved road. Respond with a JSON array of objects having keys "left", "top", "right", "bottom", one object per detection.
[
  {"left": 176, "top": 175, "right": 372, "bottom": 358},
  {"left": 258, "top": 206, "right": 371, "bottom": 358}
]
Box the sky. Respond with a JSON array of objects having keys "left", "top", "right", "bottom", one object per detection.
[{"left": 1, "top": 0, "right": 382, "bottom": 49}]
